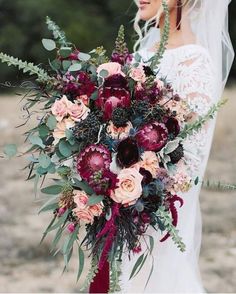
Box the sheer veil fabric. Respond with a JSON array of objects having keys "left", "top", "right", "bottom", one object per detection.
[{"left": 119, "top": 0, "right": 234, "bottom": 293}]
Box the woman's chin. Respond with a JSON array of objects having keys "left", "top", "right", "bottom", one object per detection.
[{"left": 139, "top": 12, "right": 153, "bottom": 21}]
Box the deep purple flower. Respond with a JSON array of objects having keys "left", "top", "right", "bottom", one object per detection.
[
  {"left": 116, "top": 137, "right": 140, "bottom": 168},
  {"left": 164, "top": 117, "right": 180, "bottom": 137},
  {"left": 135, "top": 83, "right": 161, "bottom": 104},
  {"left": 111, "top": 52, "right": 133, "bottom": 65},
  {"left": 77, "top": 144, "right": 111, "bottom": 181},
  {"left": 139, "top": 167, "right": 153, "bottom": 185},
  {"left": 136, "top": 122, "right": 168, "bottom": 152}
]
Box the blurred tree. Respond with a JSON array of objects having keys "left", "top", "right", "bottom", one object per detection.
[{"left": 0, "top": 0, "right": 235, "bottom": 83}]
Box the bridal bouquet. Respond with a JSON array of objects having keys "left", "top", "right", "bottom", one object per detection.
[{"left": 1, "top": 12, "right": 223, "bottom": 293}]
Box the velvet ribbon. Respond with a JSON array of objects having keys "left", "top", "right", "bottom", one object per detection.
[{"left": 89, "top": 203, "right": 121, "bottom": 293}]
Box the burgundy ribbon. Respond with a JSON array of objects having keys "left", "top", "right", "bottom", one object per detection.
[
  {"left": 89, "top": 203, "right": 121, "bottom": 294},
  {"left": 160, "top": 195, "right": 183, "bottom": 242}
]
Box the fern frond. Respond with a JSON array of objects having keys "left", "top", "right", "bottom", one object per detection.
[
  {"left": 46, "top": 16, "right": 68, "bottom": 46},
  {"left": 0, "top": 52, "right": 52, "bottom": 83},
  {"left": 156, "top": 206, "right": 186, "bottom": 252}
]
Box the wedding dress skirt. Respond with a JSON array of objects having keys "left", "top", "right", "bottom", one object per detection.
[{"left": 120, "top": 44, "right": 217, "bottom": 293}]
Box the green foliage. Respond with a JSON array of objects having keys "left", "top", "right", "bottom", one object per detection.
[
  {"left": 0, "top": 52, "right": 52, "bottom": 83},
  {"left": 46, "top": 16, "right": 68, "bottom": 46},
  {"left": 80, "top": 256, "right": 99, "bottom": 290},
  {"left": 149, "top": 0, "right": 170, "bottom": 69}
]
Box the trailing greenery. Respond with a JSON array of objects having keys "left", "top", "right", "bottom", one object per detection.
[
  {"left": 179, "top": 99, "right": 227, "bottom": 139},
  {"left": 80, "top": 256, "right": 99, "bottom": 291},
  {"left": 109, "top": 258, "right": 122, "bottom": 293},
  {"left": 0, "top": 52, "right": 52, "bottom": 83},
  {"left": 156, "top": 206, "right": 186, "bottom": 252}
]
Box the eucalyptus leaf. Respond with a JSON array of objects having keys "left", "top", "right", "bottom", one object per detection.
[
  {"left": 59, "top": 47, "right": 72, "bottom": 58},
  {"left": 29, "top": 135, "right": 45, "bottom": 149},
  {"left": 41, "top": 184, "right": 63, "bottom": 195},
  {"left": 38, "top": 124, "right": 50, "bottom": 138},
  {"left": 62, "top": 60, "right": 72, "bottom": 71},
  {"left": 38, "top": 195, "right": 59, "bottom": 214},
  {"left": 68, "top": 63, "right": 82, "bottom": 72},
  {"left": 42, "top": 38, "right": 56, "bottom": 51},
  {"left": 78, "top": 52, "right": 91, "bottom": 61},
  {"left": 88, "top": 194, "right": 104, "bottom": 206},
  {"left": 77, "top": 246, "right": 85, "bottom": 282},
  {"left": 59, "top": 140, "right": 72, "bottom": 157},
  {"left": 129, "top": 253, "right": 144, "bottom": 280},
  {"left": 99, "top": 69, "right": 109, "bottom": 78},
  {"left": 3, "top": 144, "right": 17, "bottom": 158},
  {"left": 163, "top": 139, "right": 180, "bottom": 154},
  {"left": 46, "top": 115, "right": 57, "bottom": 130},
  {"left": 72, "top": 178, "right": 94, "bottom": 195},
  {"left": 38, "top": 153, "right": 51, "bottom": 169}
]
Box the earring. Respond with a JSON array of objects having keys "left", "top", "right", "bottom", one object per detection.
[{"left": 176, "top": 0, "right": 182, "bottom": 30}]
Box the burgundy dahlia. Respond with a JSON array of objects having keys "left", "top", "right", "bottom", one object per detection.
[
  {"left": 139, "top": 167, "right": 153, "bottom": 185},
  {"left": 116, "top": 137, "right": 140, "bottom": 168},
  {"left": 135, "top": 122, "right": 168, "bottom": 152},
  {"left": 164, "top": 117, "right": 180, "bottom": 137},
  {"left": 77, "top": 144, "right": 111, "bottom": 181},
  {"left": 96, "top": 87, "right": 131, "bottom": 121}
]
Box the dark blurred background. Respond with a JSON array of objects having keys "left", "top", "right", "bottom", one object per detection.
[{"left": 0, "top": 0, "right": 235, "bottom": 83}]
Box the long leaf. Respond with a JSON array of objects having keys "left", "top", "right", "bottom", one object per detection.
[
  {"left": 47, "top": 209, "right": 70, "bottom": 232},
  {"left": 129, "top": 253, "right": 144, "bottom": 280},
  {"left": 72, "top": 178, "right": 94, "bottom": 195},
  {"left": 77, "top": 246, "right": 85, "bottom": 282},
  {"left": 38, "top": 196, "right": 59, "bottom": 214},
  {"left": 40, "top": 215, "right": 57, "bottom": 244},
  {"left": 144, "top": 258, "right": 154, "bottom": 289},
  {"left": 41, "top": 184, "right": 63, "bottom": 195}
]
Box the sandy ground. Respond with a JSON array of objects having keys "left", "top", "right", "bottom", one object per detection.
[{"left": 0, "top": 88, "right": 236, "bottom": 293}]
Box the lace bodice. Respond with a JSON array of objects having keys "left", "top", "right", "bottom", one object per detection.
[{"left": 138, "top": 44, "right": 217, "bottom": 178}]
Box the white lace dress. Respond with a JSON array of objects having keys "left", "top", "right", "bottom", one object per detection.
[{"left": 119, "top": 44, "right": 217, "bottom": 293}]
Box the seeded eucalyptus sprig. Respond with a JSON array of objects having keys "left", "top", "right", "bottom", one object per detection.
[
  {"left": 149, "top": 0, "right": 170, "bottom": 70},
  {"left": 179, "top": 99, "right": 227, "bottom": 140},
  {"left": 0, "top": 52, "right": 52, "bottom": 83}
]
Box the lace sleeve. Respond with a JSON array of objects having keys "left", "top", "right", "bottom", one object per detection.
[{"left": 161, "top": 46, "right": 216, "bottom": 178}]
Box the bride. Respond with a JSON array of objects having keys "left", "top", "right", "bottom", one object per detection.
[{"left": 119, "top": 0, "right": 234, "bottom": 292}]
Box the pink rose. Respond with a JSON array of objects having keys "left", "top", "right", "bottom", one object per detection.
[
  {"left": 89, "top": 204, "right": 104, "bottom": 217},
  {"left": 51, "top": 95, "right": 72, "bottom": 122},
  {"left": 110, "top": 167, "right": 143, "bottom": 206},
  {"left": 73, "top": 191, "right": 89, "bottom": 209},
  {"left": 74, "top": 209, "right": 94, "bottom": 224},
  {"left": 97, "top": 62, "right": 125, "bottom": 78},
  {"left": 73, "top": 190, "right": 103, "bottom": 224},
  {"left": 129, "top": 66, "right": 146, "bottom": 83},
  {"left": 106, "top": 121, "right": 133, "bottom": 140},
  {"left": 53, "top": 118, "right": 75, "bottom": 145},
  {"left": 68, "top": 99, "right": 90, "bottom": 122}
]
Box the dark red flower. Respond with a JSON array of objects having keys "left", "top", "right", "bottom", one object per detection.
[
  {"left": 62, "top": 72, "right": 96, "bottom": 99},
  {"left": 134, "top": 83, "right": 160, "bottom": 104},
  {"left": 136, "top": 122, "right": 168, "bottom": 152},
  {"left": 164, "top": 117, "right": 180, "bottom": 137},
  {"left": 104, "top": 74, "right": 128, "bottom": 89},
  {"left": 111, "top": 52, "right": 133, "bottom": 65},
  {"left": 77, "top": 144, "right": 111, "bottom": 181},
  {"left": 88, "top": 170, "right": 119, "bottom": 196},
  {"left": 96, "top": 87, "right": 131, "bottom": 120},
  {"left": 116, "top": 137, "right": 140, "bottom": 168},
  {"left": 141, "top": 212, "right": 151, "bottom": 224},
  {"left": 139, "top": 167, "right": 153, "bottom": 185}
]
